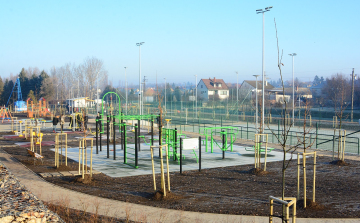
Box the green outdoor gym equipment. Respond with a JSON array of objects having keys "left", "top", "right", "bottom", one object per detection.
[
  {"left": 162, "top": 128, "right": 187, "bottom": 162},
  {"left": 201, "top": 126, "right": 239, "bottom": 153}
]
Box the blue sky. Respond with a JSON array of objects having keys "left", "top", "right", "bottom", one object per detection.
[{"left": 1, "top": 0, "right": 359, "bottom": 86}]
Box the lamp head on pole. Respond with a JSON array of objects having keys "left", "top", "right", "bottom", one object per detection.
[
  {"left": 289, "top": 53, "right": 297, "bottom": 56},
  {"left": 136, "top": 42, "right": 145, "bottom": 46},
  {"left": 256, "top": 6, "right": 272, "bottom": 14}
]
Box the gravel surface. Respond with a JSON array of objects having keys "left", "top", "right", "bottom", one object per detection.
[{"left": 0, "top": 161, "right": 64, "bottom": 223}]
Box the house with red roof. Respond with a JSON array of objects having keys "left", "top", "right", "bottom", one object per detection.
[{"left": 197, "top": 77, "right": 229, "bottom": 101}]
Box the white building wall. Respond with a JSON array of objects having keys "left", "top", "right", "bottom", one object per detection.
[{"left": 197, "top": 80, "right": 209, "bottom": 100}]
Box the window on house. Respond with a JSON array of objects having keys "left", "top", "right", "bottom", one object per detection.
[
  {"left": 201, "top": 85, "right": 203, "bottom": 88},
  {"left": 218, "top": 84, "right": 222, "bottom": 87}
]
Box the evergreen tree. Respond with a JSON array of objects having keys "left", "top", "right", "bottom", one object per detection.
[
  {"left": 27, "top": 90, "right": 37, "bottom": 102},
  {"left": 174, "top": 86, "right": 181, "bottom": 101},
  {"left": 18, "top": 68, "right": 29, "bottom": 99},
  {"left": 2, "top": 79, "right": 14, "bottom": 106},
  {"left": 0, "top": 77, "right": 4, "bottom": 105}
]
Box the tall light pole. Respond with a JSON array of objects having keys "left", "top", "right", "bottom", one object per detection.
[
  {"left": 299, "top": 94, "right": 301, "bottom": 120},
  {"left": 253, "top": 75, "right": 260, "bottom": 133},
  {"left": 236, "top": 71, "right": 239, "bottom": 103},
  {"left": 136, "top": 42, "right": 144, "bottom": 115},
  {"left": 289, "top": 53, "right": 297, "bottom": 124},
  {"left": 164, "top": 78, "right": 166, "bottom": 112},
  {"left": 350, "top": 68, "right": 357, "bottom": 122},
  {"left": 256, "top": 6, "right": 272, "bottom": 133},
  {"left": 96, "top": 71, "right": 100, "bottom": 113},
  {"left": 124, "top": 67, "right": 128, "bottom": 115},
  {"left": 195, "top": 75, "right": 198, "bottom": 116}
]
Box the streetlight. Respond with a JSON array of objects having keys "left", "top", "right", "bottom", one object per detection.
[
  {"left": 236, "top": 71, "right": 239, "bottom": 103},
  {"left": 350, "top": 68, "right": 357, "bottom": 122},
  {"left": 195, "top": 75, "right": 197, "bottom": 116},
  {"left": 136, "top": 42, "right": 145, "bottom": 115},
  {"left": 96, "top": 70, "right": 101, "bottom": 113},
  {"left": 253, "top": 75, "right": 260, "bottom": 133},
  {"left": 256, "top": 6, "right": 272, "bottom": 133},
  {"left": 299, "top": 94, "right": 301, "bottom": 120},
  {"left": 124, "top": 67, "right": 127, "bottom": 115},
  {"left": 289, "top": 53, "right": 297, "bottom": 124},
  {"left": 164, "top": 78, "right": 167, "bottom": 111}
]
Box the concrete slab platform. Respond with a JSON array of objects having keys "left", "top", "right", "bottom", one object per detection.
[
  {"left": 53, "top": 140, "right": 291, "bottom": 178},
  {"left": 50, "top": 172, "right": 62, "bottom": 177},
  {"left": 69, "top": 171, "right": 79, "bottom": 176},
  {"left": 59, "top": 171, "right": 73, "bottom": 176},
  {"left": 39, "top": 173, "right": 52, "bottom": 177}
]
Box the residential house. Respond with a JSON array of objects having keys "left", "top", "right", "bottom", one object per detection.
[
  {"left": 197, "top": 78, "right": 229, "bottom": 101},
  {"left": 144, "top": 88, "right": 156, "bottom": 102},
  {"left": 240, "top": 80, "right": 275, "bottom": 99}
]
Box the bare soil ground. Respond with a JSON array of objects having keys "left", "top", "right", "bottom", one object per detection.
[{"left": 1, "top": 130, "right": 360, "bottom": 219}]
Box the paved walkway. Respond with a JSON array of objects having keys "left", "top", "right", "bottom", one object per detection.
[{"left": 0, "top": 149, "right": 358, "bottom": 223}]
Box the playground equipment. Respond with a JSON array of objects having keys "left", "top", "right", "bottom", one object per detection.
[
  {"left": 165, "top": 119, "right": 171, "bottom": 128},
  {"left": 269, "top": 196, "right": 296, "bottom": 223},
  {"left": 54, "top": 133, "right": 68, "bottom": 168},
  {"left": 0, "top": 106, "right": 12, "bottom": 123},
  {"left": 201, "top": 126, "right": 238, "bottom": 154},
  {"left": 332, "top": 129, "right": 346, "bottom": 161},
  {"left": 96, "top": 91, "right": 161, "bottom": 168},
  {"left": 179, "top": 137, "right": 202, "bottom": 173},
  {"left": 26, "top": 98, "right": 52, "bottom": 118},
  {"left": 6, "top": 78, "right": 27, "bottom": 112},
  {"left": 297, "top": 151, "right": 316, "bottom": 208},
  {"left": 31, "top": 131, "right": 43, "bottom": 155},
  {"left": 122, "top": 122, "right": 139, "bottom": 168},
  {"left": 161, "top": 127, "right": 189, "bottom": 162},
  {"left": 78, "top": 137, "right": 94, "bottom": 179},
  {"left": 24, "top": 125, "right": 40, "bottom": 139},
  {"left": 10, "top": 117, "right": 18, "bottom": 132},
  {"left": 117, "top": 114, "right": 157, "bottom": 167},
  {"left": 17, "top": 121, "right": 24, "bottom": 137},
  {"left": 150, "top": 144, "right": 170, "bottom": 196}
]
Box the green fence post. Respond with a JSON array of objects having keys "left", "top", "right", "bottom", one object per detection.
[
  {"left": 246, "top": 121, "right": 249, "bottom": 140},
  {"left": 278, "top": 120, "right": 280, "bottom": 139},
  {"left": 316, "top": 122, "right": 318, "bottom": 149},
  {"left": 198, "top": 119, "right": 200, "bottom": 134},
  {"left": 241, "top": 126, "right": 243, "bottom": 139}
]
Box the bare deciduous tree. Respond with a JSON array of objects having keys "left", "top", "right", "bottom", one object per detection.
[
  {"left": 322, "top": 74, "right": 350, "bottom": 128},
  {"left": 83, "top": 57, "right": 107, "bottom": 99},
  {"left": 268, "top": 19, "right": 298, "bottom": 220}
]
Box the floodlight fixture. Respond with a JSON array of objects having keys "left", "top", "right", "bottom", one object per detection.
[{"left": 256, "top": 6, "right": 272, "bottom": 134}]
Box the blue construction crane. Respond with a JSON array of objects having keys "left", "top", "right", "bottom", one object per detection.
[{"left": 6, "top": 78, "right": 26, "bottom": 111}]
